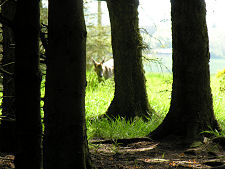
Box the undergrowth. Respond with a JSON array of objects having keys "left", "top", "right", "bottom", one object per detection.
[{"left": 86, "top": 70, "right": 225, "bottom": 140}]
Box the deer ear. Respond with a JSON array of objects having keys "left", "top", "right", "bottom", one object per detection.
[
  {"left": 101, "top": 59, "right": 105, "bottom": 64},
  {"left": 92, "top": 58, "right": 97, "bottom": 67}
]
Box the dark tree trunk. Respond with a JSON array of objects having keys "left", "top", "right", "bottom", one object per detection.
[
  {"left": 106, "top": 0, "right": 154, "bottom": 120},
  {"left": 14, "top": 0, "right": 42, "bottom": 168},
  {"left": 149, "top": 0, "right": 220, "bottom": 144},
  {"left": 43, "top": 0, "right": 92, "bottom": 168},
  {"left": 0, "top": 0, "right": 16, "bottom": 153}
]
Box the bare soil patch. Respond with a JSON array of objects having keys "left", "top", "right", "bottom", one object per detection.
[
  {"left": 1, "top": 137, "right": 225, "bottom": 169},
  {"left": 90, "top": 138, "right": 225, "bottom": 169}
]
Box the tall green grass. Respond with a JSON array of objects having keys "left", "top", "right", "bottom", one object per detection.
[
  {"left": 2, "top": 69, "right": 222, "bottom": 140},
  {"left": 86, "top": 71, "right": 114, "bottom": 119},
  {"left": 211, "top": 74, "right": 225, "bottom": 128},
  {"left": 86, "top": 71, "right": 172, "bottom": 140},
  {"left": 86, "top": 70, "right": 225, "bottom": 140}
]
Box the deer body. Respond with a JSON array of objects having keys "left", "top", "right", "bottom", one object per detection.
[{"left": 92, "top": 58, "right": 114, "bottom": 80}]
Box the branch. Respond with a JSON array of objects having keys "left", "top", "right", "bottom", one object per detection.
[
  {"left": 0, "top": 66, "right": 14, "bottom": 77},
  {"left": 0, "top": 116, "right": 16, "bottom": 122},
  {"left": 0, "top": 0, "right": 9, "bottom": 6}
]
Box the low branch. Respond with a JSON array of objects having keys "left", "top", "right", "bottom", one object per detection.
[
  {"left": 0, "top": 66, "right": 14, "bottom": 77},
  {"left": 0, "top": 115, "right": 16, "bottom": 122},
  {"left": 0, "top": 0, "right": 9, "bottom": 7}
]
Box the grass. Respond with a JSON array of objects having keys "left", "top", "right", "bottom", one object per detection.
[
  {"left": 211, "top": 73, "right": 225, "bottom": 128},
  {"left": 1, "top": 69, "right": 223, "bottom": 140},
  {"left": 86, "top": 72, "right": 172, "bottom": 140},
  {"left": 87, "top": 117, "right": 153, "bottom": 140},
  {"left": 86, "top": 71, "right": 115, "bottom": 119},
  {"left": 86, "top": 70, "right": 225, "bottom": 140}
]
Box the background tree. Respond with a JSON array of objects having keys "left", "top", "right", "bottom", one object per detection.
[
  {"left": 40, "top": 0, "right": 48, "bottom": 25},
  {"left": 0, "top": 0, "right": 16, "bottom": 152},
  {"left": 43, "top": 0, "right": 92, "bottom": 168},
  {"left": 149, "top": 0, "right": 220, "bottom": 144},
  {"left": 14, "top": 0, "right": 42, "bottom": 168},
  {"left": 105, "top": 0, "right": 154, "bottom": 120},
  {"left": 84, "top": 0, "right": 112, "bottom": 69},
  {"left": 86, "top": 23, "right": 111, "bottom": 69},
  {"left": 39, "top": 0, "right": 48, "bottom": 65}
]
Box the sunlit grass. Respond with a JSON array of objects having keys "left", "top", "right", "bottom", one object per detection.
[
  {"left": 87, "top": 117, "right": 150, "bottom": 140},
  {"left": 86, "top": 72, "right": 172, "bottom": 140},
  {"left": 211, "top": 75, "right": 225, "bottom": 130},
  {"left": 1, "top": 69, "right": 223, "bottom": 139},
  {"left": 41, "top": 76, "right": 45, "bottom": 120},
  {"left": 146, "top": 73, "right": 172, "bottom": 119},
  {"left": 86, "top": 71, "right": 114, "bottom": 119},
  {"left": 86, "top": 71, "right": 225, "bottom": 140}
]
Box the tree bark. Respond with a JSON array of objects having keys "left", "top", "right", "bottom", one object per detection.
[
  {"left": 0, "top": 0, "right": 16, "bottom": 153},
  {"left": 43, "top": 0, "right": 92, "bottom": 168},
  {"left": 106, "top": 0, "right": 154, "bottom": 121},
  {"left": 14, "top": 0, "right": 42, "bottom": 168},
  {"left": 149, "top": 0, "right": 220, "bottom": 144}
]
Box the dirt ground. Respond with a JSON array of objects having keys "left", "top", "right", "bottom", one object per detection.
[
  {"left": 89, "top": 137, "right": 225, "bottom": 169},
  {"left": 1, "top": 137, "right": 225, "bottom": 169},
  {"left": 0, "top": 154, "right": 14, "bottom": 169}
]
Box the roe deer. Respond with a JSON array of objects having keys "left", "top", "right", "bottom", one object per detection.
[{"left": 92, "top": 58, "right": 114, "bottom": 80}]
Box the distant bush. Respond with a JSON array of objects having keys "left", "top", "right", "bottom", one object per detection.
[
  {"left": 219, "top": 77, "right": 225, "bottom": 92},
  {"left": 216, "top": 69, "right": 225, "bottom": 92},
  {"left": 216, "top": 69, "right": 225, "bottom": 78}
]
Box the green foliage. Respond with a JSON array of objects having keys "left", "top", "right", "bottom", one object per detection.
[
  {"left": 84, "top": 0, "right": 112, "bottom": 69},
  {"left": 146, "top": 73, "right": 172, "bottom": 119},
  {"left": 86, "top": 72, "right": 225, "bottom": 140},
  {"left": 86, "top": 70, "right": 114, "bottom": 119},
  {"left": 41, "top": 76, "right": 45, "bottom": 120},
  {"left": 211, "top": 73, "right": 225, "bottom": 131},
  {"left": 216, "top": 69, "right": 225, "bottom": 78},
  {"left": 86, "top": 25, "right": 112, "bottom": 67},
  {"left": 201, "top": 129, "right": 225, "bottom": 138},
  {"left": 87, "top": 117, "right": 153, "bottom": 140},
  {"left": 86, "top": 72, "right": 172, "bottom": 140},
  {"left": 216, "top": 69, "right": 225, "bottom": 92},
  {"left": 40, "top": 1, "right": 48, "bottom": 25},
  {"left": 219, "top": 76, "right": 225, "bottom": 92},
  {"left": 86, "top": 70, "right": 101, "bottom": 90}
]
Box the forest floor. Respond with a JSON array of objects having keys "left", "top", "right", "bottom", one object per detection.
[
  {"left": 0, "top": 137, "right": 225, "bottom": 169},
  {"left": 0, "top": 154, "right": 14, "bottom": 169},
  {"left": 89, "top": 137, "right": 225, "bottom": 169}
]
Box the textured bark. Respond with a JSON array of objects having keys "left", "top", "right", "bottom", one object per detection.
[
  {"left": 14, "top": 0, "right": 42, "bottom": 168},
  {"left": 43, "top": 0, "right": 92, "bottom": 168},
  {"left": 106, "top": 0, "right": 154, "bottom": 120},
  {"left": 0, "top": 0, "right": 16, "bottom": 153},
  {"left": 149, "top": 0, "right": 220, "bottom": 144}
]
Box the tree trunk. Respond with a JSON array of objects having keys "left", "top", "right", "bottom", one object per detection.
[
  {"left": 14, "top": 0, "right": 42, "bottom": 168},
  {"left": 0, "top": 0, "right": 16, "bottom": 153},
  {"left": 149, "top": 0, "right": 220, "bottom": 144},
  {"left": 105, "top": 0, "right": 154, "bottom": 121},
  {"left": 43, "top": 0, "right": 92, "bottom": 168}
]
